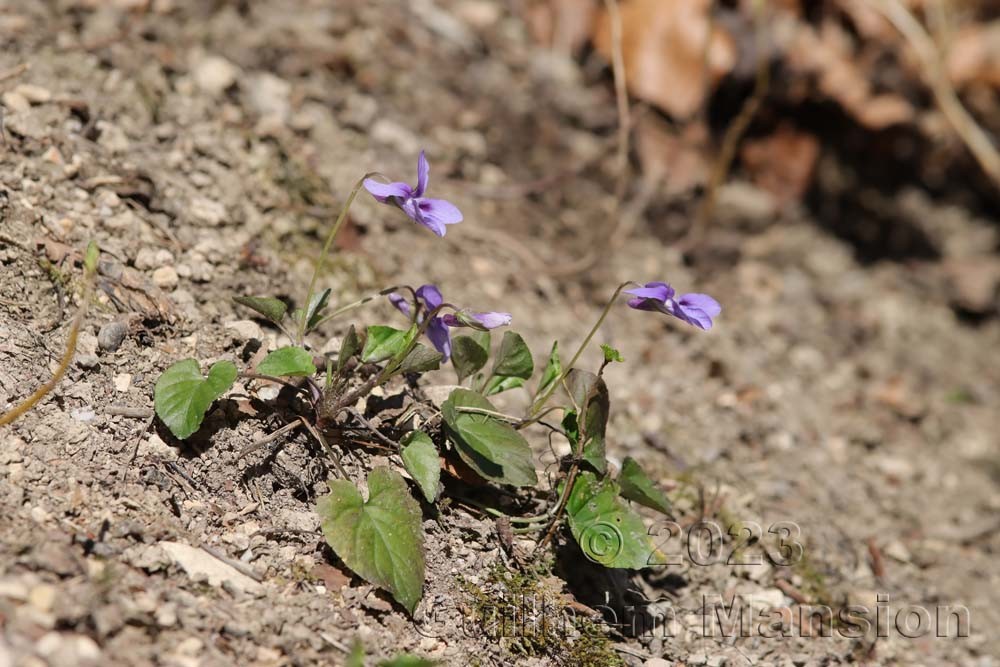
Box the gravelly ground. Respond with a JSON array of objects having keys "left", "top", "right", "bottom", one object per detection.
[{"left": 1, "top": 2, "right": 998, "bottom": 666}]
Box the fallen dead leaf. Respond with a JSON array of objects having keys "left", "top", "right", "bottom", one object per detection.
[
  {"left": 740, "top": 124, "right": 820, "bottom": 207},
  {"left": 592, "top": 0, "right": 736, "bottom": 119}
]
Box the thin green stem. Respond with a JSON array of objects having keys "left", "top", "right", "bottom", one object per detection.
[
  {"left": 528, "top": 281, "right": 633, "bottom": 419},
  {"left": 453, "top": 497, "right": 553, "bottom": 524},
  {"left": 310, "top": 285, "right": 406, "bottom": 330},
  {"left": 299, "top": 173, "right": 378, "bottom": 342}
]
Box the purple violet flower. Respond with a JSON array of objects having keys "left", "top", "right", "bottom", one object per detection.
[
  {"left": 388, "top": 284, "right": 511, "bottom": 361},
  {"left": 624, "top": 282, "right": 721, "bottom": 330},
  {"left": 364, "top": 151, "right": 463, "bottom": 237}
]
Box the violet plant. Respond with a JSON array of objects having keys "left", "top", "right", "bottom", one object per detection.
[{"left": 153, "top": 151, "right": 720, "bottom": 615}]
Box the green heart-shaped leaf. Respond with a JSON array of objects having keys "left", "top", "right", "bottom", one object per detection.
[
  {"left": 362, "top": 325, "right": 416, "bottom": 363},
  {"left": 317, "top": 468, "right": 425, "bottom": 613},
  {"left": 619, "top": 457, "right": 672, "bottom": 515},
  {"left": 441, "top": 389, "right": 537, "bottom": 487},
  {"left": 154, "top": 359, "right": 237, "bottom": 439},
  {"left": 257, "top": 346, "right": 316, "bottom": 377},
  {"left": 451, "top": 335, "right": 489, "bottom": 383},
  {"left": 566, "top": 471, "right": 662, "bottom": 569},
  {"left": 233, "top": 296, "right": 288, "bottom": 324},
  {"left": 400, "top": 431, "right": 441, "bottom": 503}
]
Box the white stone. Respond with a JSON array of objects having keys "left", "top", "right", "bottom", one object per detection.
[
  {"left": 193, "top": 56, "right": 239, "bottom": 96},
  {"left": 159, "top": 541, "right": 263, "bottom": 593},
  {"left": 152, "top": 266, "right": 179, "bottom": 290}
]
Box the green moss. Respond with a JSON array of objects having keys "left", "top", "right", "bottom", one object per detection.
[{"left": 457, "top": 563, "right": 623, "bottom": 666}]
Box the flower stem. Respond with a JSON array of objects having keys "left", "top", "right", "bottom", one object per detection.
[
  {"left": 528, "top": 281, "right": 633, "bottom": 418},
  {"left": 298, "top": 173, "right": 378, "bottom": 342},
  {"left": 309, "top": 285, "right": 406, "bottom": 330}
]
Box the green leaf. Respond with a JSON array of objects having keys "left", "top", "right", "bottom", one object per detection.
[
  {"left": 317, "top": 468, "right": 426, "bottom": 614},
  {"left": 362, "top": 325, "right": 416, "bottom": 363},
  {"left": 600, "top": 344, "right": 624, "bottom": 364},
  {"left": 233, "top": 296, "right": 287, "bottom": 324},
  {"left": 338, "top": 325, "right": 360, "bottom": 371},
  {"left": 257, "top": 346, "right": 316, "bottom": 377},
  {"left": 154, "top": 359, "right": 237, "bottom": 440},
  {"left": 401, "top": 431, "right": 441, "bottom": 503},
  {"left": 565, "top": 471, "right": 662, "bottom": 569},
  {"left": 564, "top": 370, "right": 609, "bottom": 474},
  {"left": 398, "top": 344, "right": 443, "bottom": 374},
  {"left": 346, "top": 640, "right": 365, "bottom": 667},
  {"left": 379, "top": 657, "right": 439, "bottom": 667},
  {"left": 619, "top": 457, "right": 672, "bottom": 515},
  {"left": 305, "top": 288, "right": 332, "bottom": 331},
  {"left": 536, "top": 341, "right": 562, "bottom": 397},
  {"left": 441, "top": 389, "right": 537, "bottom": 487},
  {"left": 451, "top": 335, "right": 489, "bottom": 384},
  {"left": 490, "top": 331, "right": 533, "bottom": 379},
  {"left": 483, "top": 376, "right": 525, "bottom": 396},
  {"left": 84, "top": 241, "right": 100, "bottom": 274}
]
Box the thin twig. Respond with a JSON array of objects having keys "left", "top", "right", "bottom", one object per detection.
[
  {"left": 344, "top": 407, "right": 400, "bottom": 452},
  {"left": 868, "top": 0, "right": 1000, "bottom": 187},
  {"left": 199, "top": 544, "right": 263, "bottom": 583},
  {"left": 0, "top": 63, "right": 29, "bottom": 82},
  {"left": 604, "top": 0, "right": 630, "bottom": 205},
  {"left": 105, "top": 406, "right": 154, "bottom": 418},
  {"left": 236, "top": 421, "right": 301, "bottom": 459},
  {"left": 687, "top": 0, "right": 769, "bottom": 244},
  {"left": 298, "top": 416, "right": 349, "bottom": 479}
]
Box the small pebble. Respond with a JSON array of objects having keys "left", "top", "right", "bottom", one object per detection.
[
  {"left": 152, "top": 266, "right": 179, "bottom": 290},
  {"left": 98, "top": 321, "right": 128, "bottom": 352}
]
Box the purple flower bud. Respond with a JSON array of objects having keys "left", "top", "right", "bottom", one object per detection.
[
  {"left": 625, "top": 281, "right": 720, "bottom": 330},
  {"left": 364, "top": 151, "right": 462, "bottom": 237},
  {"left": 441, "top": 311, "right": 513, "bottom": 331}
]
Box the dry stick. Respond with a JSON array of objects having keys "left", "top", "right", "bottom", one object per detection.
[
  {"left": 236, "top": 421, "right": 301, "bottom": 459},
  {"left": 0, "top": 243, "right": 98, "bottom": 427},
  {"left": 869, "top": 0, "right": 1000, "bottom": 187},
  {"left": 686, "top": 0, "right": 769, "bottom": 246},
  {"left": 199, "top": 544, "right": 264, "bottom": 583},
  {"left": 604, "top": 0, "right": 630, "bottom": 206}
]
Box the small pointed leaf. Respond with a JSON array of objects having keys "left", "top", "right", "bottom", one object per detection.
[
  {"left": 401, "top": 431, "right": 441, "bottom": 503},
  {"left": 490, "top": 331, "right": 533, "bottom": 379},
  {"left": 483, "top": 376, "right": 525, "bottom": 396},
  {"left": 233, "top": 296, "right": 288, "bottom": 324},
  {"left": 362, "top": 325, "right": 416, "bottom": 363},
  {"left": 398, "top": 344, "right": 443, "bottom": 374},
  {"left": 619, "top": 457, "right": 672, "bottom": 515},
  {"left": 304, "top": 288, "right": 332, "bottom": 331},
  {"left": 338, "top": 325, "right": 360, "bottom": 371},
  {"left": 536, "top": 341, "right": 562, "bottom": 397},
  {"left": 318, "top": 468, "right": 425, "bottom": 613},
  {"left": 257, "top": 346, "right": 316, "bottom": 377},
  {"left": 154, "top": 359, "right": 237, "bottom": 440},
  {"left": 451, "top": 335, "right": 489, "bottom": 383}
]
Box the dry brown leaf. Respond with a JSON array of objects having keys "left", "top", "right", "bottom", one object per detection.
[
  {"left": 786, "top": 20, "right": 914, "bottom": 129},
  {"left": 593, "top": 0, "right": 736, "bottom": 119},
  {"left": 740, "top": 124, "right": 820, "bottom": 207},
  {"left": 310, "top": 562, "right": 351, "bottom": 592}
]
